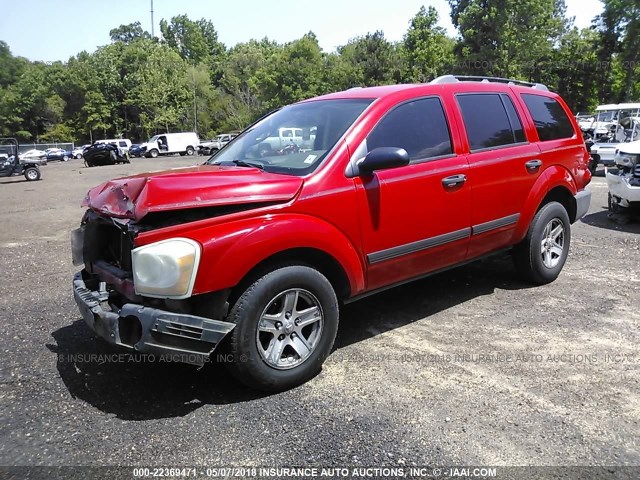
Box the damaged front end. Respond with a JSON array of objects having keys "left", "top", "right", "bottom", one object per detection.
[
  {"left": 607, "top": 147, "right": 640, "bottom": 212},
  {"left": 71, "top": 210, "right": 235, "bottom": 366},
  {"left": 71, "top": 165, "right": 303, "bottom": 364}
]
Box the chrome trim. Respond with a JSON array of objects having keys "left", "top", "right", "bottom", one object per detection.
[
  {"left": 367, "top": 227, "right": 471, "bottom": 264},
  {"left": 472, "top": 213, "right": 520, "bottom": 235}
]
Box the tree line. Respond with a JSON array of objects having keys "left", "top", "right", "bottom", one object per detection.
[{"left": 0, "top": 0, "right": 638, "bottom": 144}]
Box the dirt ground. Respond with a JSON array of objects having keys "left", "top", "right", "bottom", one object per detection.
[{"left": 0, "top": 157, "right": 638, "bottom": 475}]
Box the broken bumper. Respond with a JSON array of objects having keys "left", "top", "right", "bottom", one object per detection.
[
  {"left": 606, "top": 172, "right": 640, "bottom": 207},
  {"left": 72, "top": 272, "right": 235, "bottom": 365}
]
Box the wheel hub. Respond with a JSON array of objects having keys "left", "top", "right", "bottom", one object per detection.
[{"left": 256, "top": 288, "right": 324, "bottom": 370}]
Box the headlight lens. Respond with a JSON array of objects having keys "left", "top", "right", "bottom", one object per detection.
[
  {"left": 131, "top": 238, "right": 201, "bottom": 298},
  {"left": 615, "top": 151, "right": 639, "bottom": 168}
]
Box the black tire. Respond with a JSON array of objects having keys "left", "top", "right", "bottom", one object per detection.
[
  {"left": 186, "top": 146, "right": 195, "bottom": 156},
  {"left": 588, "top": 156, "right": 598, "bottom": 174},
  {"left": 225, "top": 266, "right": 339, "bottom": 392},
  {"left": 63, "top": 155, "right": 69, "bottom": 161},
  {"left": 24, "top": 167, "right": 40, "bottom": 181},
  {"left": 513, "top": 201, "right": 571, "bottom": 285},
  {"left": 257, "top": 144, "right": 272, "bottom": 158},
  {"left": 149, "top": 149, "right": 159, "bottom": 158}
]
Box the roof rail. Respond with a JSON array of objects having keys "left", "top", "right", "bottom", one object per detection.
[{"left": 430, "top": 75, "right": 549, "bottom": 91}]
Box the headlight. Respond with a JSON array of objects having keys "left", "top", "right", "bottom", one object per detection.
[
  {"left": 131, "top": 238, "right": 201, "bottom": 298},
  {"left": 615, "top": 151, "right": 639, "bottom": 168}
]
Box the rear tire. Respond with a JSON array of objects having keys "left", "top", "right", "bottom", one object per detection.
[
  {"left": 224, "top": 266, "right": 339, "bottom": 392},
  {"left": 513, "top": 201, "right": 571, "bottom": 285}
]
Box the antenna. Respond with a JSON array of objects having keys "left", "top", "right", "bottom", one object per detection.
[{"left": 150, "top": 0, "right": 155, "bottom": 37}]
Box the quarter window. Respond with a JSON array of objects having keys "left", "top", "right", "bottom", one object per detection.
[
  {"left": 457, "top": 93, "right": 526, "bottom": 151},
  {"left": 367, "top": 97, "right": 452, "bottom": 160},
  {"left": 521, "top": 94, "right": 575, "bottom": 141}
]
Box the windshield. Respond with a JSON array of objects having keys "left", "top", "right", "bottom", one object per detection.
[
  {"left": 207, "top": 98, "right": 373, "bottom": 175},
  {"left": 596, "top": 111, "right": 618, "bottom": 123},
  {"left": 149, "top": 135, "right": 159, "bottom": 142}
]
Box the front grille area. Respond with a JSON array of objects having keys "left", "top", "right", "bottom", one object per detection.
[{"left": 83, "top": 217, "right": 134, "bottom": 275}]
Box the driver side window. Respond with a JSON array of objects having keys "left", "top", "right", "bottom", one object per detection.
[{"left": 367, "top": 97, "right": 453, "bottom": 162}]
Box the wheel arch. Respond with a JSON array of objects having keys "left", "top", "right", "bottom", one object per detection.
[
  {"left": 230, "top": 247, "right": 352, "bottom": 305},
  {"left": 538, "top": 186, "right": 577, "bottom": 223},
  {"left": 515, "top": 166, "right": 578, "bottom": 241}
]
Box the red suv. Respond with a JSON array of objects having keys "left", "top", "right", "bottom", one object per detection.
[{"left": 72, "top": 75, "right": 592, "bottom": 391}]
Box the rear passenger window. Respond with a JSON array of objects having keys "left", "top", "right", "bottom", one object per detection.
[
  {"left": 367, "top": 97, "right": 452, "bottom": 160},
  {"left": 521, "top": 94, "right": 575, "bottom": 141},
  {"left": 457, "top": 94, "right": 526, "bottom": 151}
]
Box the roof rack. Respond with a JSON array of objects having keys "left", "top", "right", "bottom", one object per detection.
[{"left": 430, "top": 75, "right": 549, "bottom": 92}]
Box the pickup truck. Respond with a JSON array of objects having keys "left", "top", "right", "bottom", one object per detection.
[{"left": 72, "top": 75, "right": 591, "bottom": 392}]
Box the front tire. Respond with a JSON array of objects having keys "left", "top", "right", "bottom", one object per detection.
[
  {"left": 24, "top": 167, "right": 40, "bottom": 181},
  {"left": 513, "top": 201, "right": 571, "bottom": 285},
  {"left": 149, "top": 149, "right": 159, "bottom": 158},
  {"left": 225, "top": 266, "right": 339, "bottom": 391}
]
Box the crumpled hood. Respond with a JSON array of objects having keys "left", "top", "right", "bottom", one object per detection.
[{"left": 83, "top": 165, "right": 303, "bottom": 221}]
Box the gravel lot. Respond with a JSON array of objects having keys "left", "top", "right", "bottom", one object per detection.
[{"left": 0, "top": 158, "right": 639, "bottom": 475}]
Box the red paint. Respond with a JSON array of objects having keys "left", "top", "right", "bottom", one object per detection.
[
  {"left": 83, "top": 165, "right": 303, "bottom": 221},
  {"left": 84, "top": 82, "right": 590, "bottom": 300}
]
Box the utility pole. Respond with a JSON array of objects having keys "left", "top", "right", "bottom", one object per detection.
[
  {"left": 150, "top": 0, "right": 155, "bottom": 37},
  {"left": 193, "top": 70, "right": 198, "bottom": 133}
]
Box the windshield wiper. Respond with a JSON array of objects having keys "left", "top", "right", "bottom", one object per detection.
[{"left": 229, "top": 159, "right": 264, "bottom": 170}]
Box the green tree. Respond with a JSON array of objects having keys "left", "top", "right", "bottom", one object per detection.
[
  {"left": 593, "top": 0, "right": 640, "bottom": 102},
  {"left": 449, "top": 0, "right": 568, "bottom": 81},
  {"left": 338, "top": 31, "right": 402, "bottom": 86},
  {"left": 254, "top": 33, "right": 325, "bottom": 109},
  {"left": 160, "top": 15, "right": 225, "bottom": 65},
  {"left": 109, "top": 22, "right": 150, "bottom": 44},
  {"left": 402, "top": 6, "right": 455, "bottom": 82}
]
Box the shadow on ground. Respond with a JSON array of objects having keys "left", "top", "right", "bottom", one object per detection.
[
  {"left": 581, "top": 209, "right": 640, "bottom": 234},
  {"left": 49, "top": 253, "right": 532, "bottom": 420}
]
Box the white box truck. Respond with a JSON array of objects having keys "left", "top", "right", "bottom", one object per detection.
[{"left": 141, "top": 132, "right": 200, "bottom": 158}]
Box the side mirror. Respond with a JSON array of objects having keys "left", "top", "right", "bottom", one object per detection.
[{"left": 357, "top": 147, "right": 410, "bottom": 175}]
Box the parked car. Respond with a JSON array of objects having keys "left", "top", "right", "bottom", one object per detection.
[
  {"left": 83, "top": 142, "right": 130, "bottom": 167},
  {"left": 129, "top": 144, "right": 145, "bottom": 158},
  {"left": 94, "top": 138, "right": 132, "bottom": 153},
  {"left": 20, "top": 149, "right": 47, "bottom": 160},
  {"left": 198, "top": 133, "right": 238, "bottom": 155},
  {"left": 46, "top": 148, "right": 73, "bottom": 162},
  {"left": 607, "top": 139, "right": 640, "bottom": 213},
  {"left": 72, "top": 75, "right": 591, "bottom": 391},
  {"left": 73, "top": 145, "right": 90, "bottom": 159},
  {"left": 0, "top": 138, "right": 43, "bottom": 181}
]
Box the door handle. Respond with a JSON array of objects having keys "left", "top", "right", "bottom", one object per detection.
[
  {"left": 442, "top": 174, "right": 467, "bottom": 188},
  {"left": 525, "top": 159, "right": 543, "bottom": 171}
]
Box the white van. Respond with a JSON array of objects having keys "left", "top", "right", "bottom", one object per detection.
[
  {"left": 141, "top": 132, "right": 200, "bottom": 158},
  {"left": 95, "top": 138, "right": 133, "bottom": 153}
]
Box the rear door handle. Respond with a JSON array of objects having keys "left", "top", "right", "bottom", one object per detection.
[
  {"left": 442, "top": 174, "right": 467, "bottom": 188},
  {"left": 525, "top": 159, "right": 543, "bottom": 171}
]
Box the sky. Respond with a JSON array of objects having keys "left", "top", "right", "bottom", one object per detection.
[{"left": 0, "top": 0, "right": 603, "bottom": 62}]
